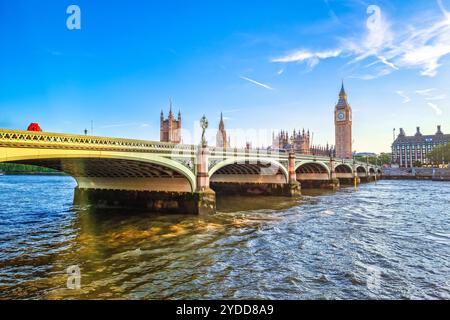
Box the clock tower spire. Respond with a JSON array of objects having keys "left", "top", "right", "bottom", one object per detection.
[{"left": 334, "top": 81, "right": 353, "bottom": 159}]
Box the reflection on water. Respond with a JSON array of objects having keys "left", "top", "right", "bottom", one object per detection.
[{"left": 0, "top": 175, "right": 449, "bottom": 299}]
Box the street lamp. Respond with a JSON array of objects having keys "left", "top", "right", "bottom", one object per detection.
[{"left": 200, "top": 115, "right": 208, "bottom": 147}]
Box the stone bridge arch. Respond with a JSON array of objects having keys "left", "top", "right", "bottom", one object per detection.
[
  {"left": 295, "top": 161, "right": 330, "bottom": 182},
  {"left": 335, "top": 163, "right": 354, "bottom": 182},
  {"left": 209, "top": 157, "right": 289, "bottom": 184},
  {"left": 335, "top": 163, "right": 353, "bottom": 173},
  {"left": 1, "top": 151, "right": 197, "bottom": 192},
  {"left": 356, "top": 166, "right": 367, "bottom": 177}
]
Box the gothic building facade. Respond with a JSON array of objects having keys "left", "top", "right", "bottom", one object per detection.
[
  {"left": 216, "top": 113, "right": 230, "bottom": 148},
  {"left": 272, "top": 129, "right": 333, "bottom": 156},
  {"left": 160, "top": 102, "right": 182, "bottom": 144},
  {"left": 334, "top": 82, "right": 353, "bottom": 159}
]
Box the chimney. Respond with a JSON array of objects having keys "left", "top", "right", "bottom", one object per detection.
[
  {"left": 415, "top": 127, "right": 422, "bottom": 136},
  {"left": 399, "top": 128, "right": 405, "bottom": 136},
  {"left": 437, "top": 125, "right": 443, "bottom": 135}
]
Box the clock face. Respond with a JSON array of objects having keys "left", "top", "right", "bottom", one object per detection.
[{"left": 337, "top": 111, "right": 346, "bottom": 121}]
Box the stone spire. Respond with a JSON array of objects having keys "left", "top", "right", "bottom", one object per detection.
[
  {"left": 339, "top": 80, "right": 347, "bottom": 97},
  {"left": 216, "top": 112, "right": 229, "bottom": 148},
  {"left": 169, "top": 98, "right": 173, "bottom": 118},
  {"left": 219, "top": 112, "right": 225, "bottom": 130},
  {"left": 337, "top": 80, "right": 350, "bottom": 109}
]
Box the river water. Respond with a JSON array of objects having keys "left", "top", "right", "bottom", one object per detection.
[{"left": 0, "top": 175, "right": 449, "bottom": 300}]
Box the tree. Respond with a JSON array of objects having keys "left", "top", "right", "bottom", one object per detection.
[
  {"left": 427, "top": 144, "right": 450, "bottom": 165},
  {"left": 378, "top": 153, "right": 391, "bottom": 165},
  {"left": 0, "top": 163, "right": 57, "bottom": 173},
  {"left": 354, "top": 153, "right": 391, "bottom": 166}
]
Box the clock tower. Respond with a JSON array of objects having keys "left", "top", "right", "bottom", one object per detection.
[{"left": 334, "top": 81, "right": 352, "bottom": 159}]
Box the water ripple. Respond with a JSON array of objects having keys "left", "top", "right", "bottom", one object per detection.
[{"left": 0, "top": 176, "right": 449, "bottom": 299}]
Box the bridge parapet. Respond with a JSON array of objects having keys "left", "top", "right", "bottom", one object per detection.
[{"left": 0, "top": 129, "right": 196, "bottom": 154}]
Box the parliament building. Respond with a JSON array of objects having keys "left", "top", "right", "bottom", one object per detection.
[{"left": 160, "top": 101, "right": 182, "bottom": 144}]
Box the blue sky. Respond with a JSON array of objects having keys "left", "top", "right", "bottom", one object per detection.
[{"left": 1, "top": 0, "right": 449, "bottom": 153}]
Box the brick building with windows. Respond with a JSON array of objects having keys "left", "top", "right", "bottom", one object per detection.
[{"left": 391, "top": 126, "right": 450, "bottom": 167}]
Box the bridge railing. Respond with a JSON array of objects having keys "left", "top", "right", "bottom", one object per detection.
[
  {"left": 209, "top": 146, "right": 290, "bottom": 159},
  {"left": 0, "top": 129, "right": 197, "bottom": 154}
]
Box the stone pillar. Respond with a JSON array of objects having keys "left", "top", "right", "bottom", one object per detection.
[
  {"left": 364, "top": 159, "right": 372, "bottom": 182},
  {"left": 353, "top": 161, "right": 361, "bottom": 184},
  {"left": 288, "top": 152, "right": 297, "bottom": 183},
  {"left": 330, "top": 158, "right": 337, "bottom": 180},
  {"left": 195, "top": 146, "right": 216, "bottom": 215},
  {"left": 327, "top": 157, "right": 340, "bottom": 189},
  {"left": 196, "top": 146, "right": 210, "bottom": 191},
  {"left": 287, "top": 152, "right": 301, "bottom": 196}
]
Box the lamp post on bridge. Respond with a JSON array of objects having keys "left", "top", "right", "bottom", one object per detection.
[
  {"left": 195, "top": 115, "right": 216, "bottom": 215},
  {"left": 200, "top": 115, "right": 209, "bottom": 148}
]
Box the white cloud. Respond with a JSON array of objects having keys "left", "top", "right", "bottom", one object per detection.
[
  {"left": 349, "top": 68, "right": 393, "bottom": 80},
  {"left": 351, "top": 2, "right": 450, "bottom": 78},
  {"left": 426, "top": 94, "right": 447, "bottom": 100},
  {"left": 271, "top": 49, "right": 342, "bottom": 69},
  {"left": 427, "top": 102, "right": 443, "bottom": 115},
  {"left": 272, "top": 1, "right": 450, "bottom": 78},
  {"left": 416, "top": 88, "right": 447, "bottom": 101},
  {"left": 377, "top": 56, "right": 399, "bottom": 70},
  {"left": 416, "top": 88, "right": 437, "bottom": 96},
  {"left": 240, "top": 76, "right": 274, "bottom": 90},
  {"left": 438, "top": 0, "right": 450, "bottom": 20},
  {"left": 396, "top": 91, "right": 411, "bottom": 103}
]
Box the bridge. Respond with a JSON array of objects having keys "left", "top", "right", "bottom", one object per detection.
[{"left": 0, "top": 129, "right": 382, "bottom": 214}]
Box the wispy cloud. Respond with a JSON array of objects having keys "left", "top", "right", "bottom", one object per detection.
[
  {"left": 348, "top": 2, "right": 450, "bottom": 78},
  {"left": 271, "top": 1, "right": 450, "bottom": 79},
  {"left": 396, "top": 90, "right": 411, "bottom": 103},
  {"left": 323, "top": 0, "right": 341, "bottom": 24},
  {"left": 438, "top": 0, "right": 450, "bottom": 20},
  {"left": 426, "top": 94, "right": 447, "bottom": 100},
  {"left": 240, "top": 76, "right": 274, "bottom": 90},
  {"left": 427, "top": 102, "right": 443, "bottom": 115},
  {"left": 374, "top": 56, "right": 399, "bottom": 70},
  {"left": 416, "top": 88, "right": 447, "bottom": 101},
  {"left": 416, "top": 88, "right": 437, "bottom": 96},
  {"left": 271, "top": 49, "right": 341, "bottom": 69}
]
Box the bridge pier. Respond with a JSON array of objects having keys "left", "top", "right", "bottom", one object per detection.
[
  {"left": 327, "top": 158, "right": 340, "bottom": 190},
  {"left": 195, "top": 146, "right": 216, "bottom": 215},
  {"left": 288, "top": 152, "right": 302, "bottom": 196},
  {"left": 360, "top": 176, "right": 375, "bottom": 183},
  {"left": 210, "top": 182, "right": 300, "bottom": 197},
  {"left": 299, "top": 179, "right": 339, "bottom": 189},
  {"left": 73, "top": 188, "right": 213, "bottom": 214}
]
